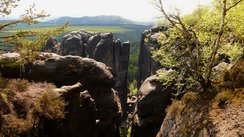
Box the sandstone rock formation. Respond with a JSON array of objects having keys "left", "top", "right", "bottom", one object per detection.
[
  {"left": 0, "top": 52, "right": 114, "bottom": 86},
  {"left": 61, "top": 30, "right": 130, "bottom": 117},
  {"left": 137, "top": 26, "right": 167, "bottom": 87},
  {"left": 156, "top": 89, "right": 244, "bottom": 137},
  {"left": 131, "top": 72, "right": 175, "bottom": 137},
  {"left": 42, "top": 37, "right": 61, "bottom": 53},
  {"left": 0, "top": 52, "right": 122, "bottom": 137}
]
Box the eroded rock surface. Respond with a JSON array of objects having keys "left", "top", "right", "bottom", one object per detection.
[
  {"left": 137, "top": 26, "right": 167, "bottom": 87},
  {"left": 132, "top": 74, "right": 175, "bottom": 137},
  {"left": 61, "top": 30, "right": 130, "bottom": 116},
  {"left": 0, "top": 52, "right": 122, "bottom": 137}
]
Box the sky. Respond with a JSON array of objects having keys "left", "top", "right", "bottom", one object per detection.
[{"left": 5, "top": 0, "right": 212, "bottom": 22}]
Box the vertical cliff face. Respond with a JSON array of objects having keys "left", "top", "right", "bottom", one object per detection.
[
  {"left": 137, "top": 26, "right": 167, "bottom": 88},
  {"left": 131, "top": 26, "right": 175, "bottom": 137},
  {"left": 132, "top": 74, "right": 175, "bottom": 137},
  {"left": 60, "top": 30, "right": 130, "bottom": 117}
]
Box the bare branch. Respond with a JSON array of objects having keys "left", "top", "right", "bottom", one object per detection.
[
  {"left": 175, "top": 16, "right": 189, "bottom": 33},
  {"left": 157, "top": 0, "right": 183, "bottom": 32},
  {"left": 206, "top": 0, "right": 228, "bottom": 84},
  {"left": 226, "top": 0, "right": 243, "bottom": 12},
  {"left": 0, "top": 20, "right": 21, "bottom": 30}
]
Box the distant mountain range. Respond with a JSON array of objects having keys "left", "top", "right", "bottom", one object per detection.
[{"left": 46, "top": 15, "right": 152, "bottom": 26}]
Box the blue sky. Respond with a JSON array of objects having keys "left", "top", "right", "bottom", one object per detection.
[{"left": 5, "top": 0, "right": 212, "bottom": 22}]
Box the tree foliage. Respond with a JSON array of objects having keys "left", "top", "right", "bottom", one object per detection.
[
  {"left": 0, "top": 0, "right": 67, "bottom": 59},
  {"left": 152, "top": 0, "right": 243, "bottom": 93}
]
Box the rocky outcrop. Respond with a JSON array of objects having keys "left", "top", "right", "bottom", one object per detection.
[
  {"left": 155, "top": 59, "right": 244, "bottom": 137},
  {"left": 30, "top": 53, "right": 114, "bottom": 87},
  {"left": 61, "top": 30, "right": 130, "bottom": 117},
  {"left": 131, "top": 72, "right": 175, "bottom": 137},
  {"left": 42, "top": 37, "right": 61, "bottom": 53},
  {"left": 0, "top": 52, "right": 122, "bottom": 137},
  {"left": 137, "top": 26, "right": 167, "bottom": 87},
  {"left": 0, "top": 53, "right": 114, "bottom": 87},
  {"left": 156, "top": 89, "right": 244, "bottom": 137}
]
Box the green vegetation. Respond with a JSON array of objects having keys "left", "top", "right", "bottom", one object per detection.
[
  {"left": 152, "top": 0, "right": 243, "bottom": 95},
  {"left": 128, "top": 79, "right": 138, "bottom": 96},
  {"left": 0, "top": 56, "right": 25, "bottom": 68},
  {"left": 0, "top": 0, "right": 67, "bottom": 60},
  {"left": 128, "top": 41, "right": 140, "bottom": 96}
]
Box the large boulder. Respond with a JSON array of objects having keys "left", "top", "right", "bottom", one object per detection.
[
  {"left": 0, "top": 53, "right": 114, "bottom": 87},
  {"left": 29, "top": 53, "right": 114, "bottom": 87},
  {"left": 131, "top": 73, "right": 175, "bottom": 137}
]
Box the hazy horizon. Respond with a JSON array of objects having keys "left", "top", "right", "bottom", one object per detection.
[{"left": 3, "top": 0, "right": 212, "bottom": 22}]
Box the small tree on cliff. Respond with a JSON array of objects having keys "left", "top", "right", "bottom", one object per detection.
[
  {"left": 0, "top": 0, "right": 67, "bottom": 59},
  {"left": 151, "top": 0, "right": 243, "bottom": 94}
]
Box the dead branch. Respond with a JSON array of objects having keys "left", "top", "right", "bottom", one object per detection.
[{"left": 226, "top": 0, "right": 243, "bottom": 12}]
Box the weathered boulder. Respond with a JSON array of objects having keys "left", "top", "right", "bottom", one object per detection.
[
  {"left": 29, "top": 53, "right": 114, "bottom": 87},
  {"left": 132, "top": 73, "right": 175, "bottom": 137},
  {"left": 61, "top": 30, "right": 130, "bottom": 117},
  {"left": 137, "top": 26, "right": 167, "bottom": 88},
  {"left": 61, "top": 30, "right": 94, "bottom": 56},
  {"left": 0, "top": 52, "right": 25, "bottom": 78},
  {"left": 0, "top": 52, "right": 114, "bottom": 87}
]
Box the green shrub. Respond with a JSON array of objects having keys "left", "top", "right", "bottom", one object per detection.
[
  {"left": 129, "top": 79, "right": 138, "bottom": 96},
  {"left": 0, "top": 57, "right": 25, "bottom": 68}
]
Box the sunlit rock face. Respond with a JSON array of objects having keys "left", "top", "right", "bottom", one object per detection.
[{"left": 60, "top": 30, "right": 130, "bottom": 117}]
